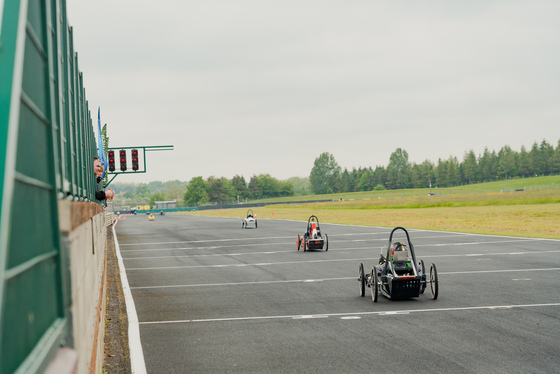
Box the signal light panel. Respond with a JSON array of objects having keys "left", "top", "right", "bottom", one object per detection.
[
  {"left": 107, "top": 149, "right": 144, "bottom": 173},
  {"left": 108, "top": 150, "right": 115, "bottom": 172},
  {"left": 119, "top": 150, "right": 127, "bottom": 171},
  {"left": 132, "top": 149, "right": 139, "bottom": 171}
]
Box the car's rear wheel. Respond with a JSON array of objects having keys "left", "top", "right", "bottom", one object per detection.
[
  {"left": 371, "top": 268, "right": 378, "bottom": 302},
  {"left": 430, "top": 263, "right": 439, "bottom": 300},
  {"left": 324, "top": 234, "right": 328, "bottom": 251},
  {"left": 302, "top": 238, "right": 306, "bottom": 252},
  {"left": 255, "top": 220, "right": 257, "bottom": 229},
  {"left": 297, "top": 234, "right": 301, "bottom": 250},
  {"left": 359, "top": 263, "right": 365, "bottom": 297}
]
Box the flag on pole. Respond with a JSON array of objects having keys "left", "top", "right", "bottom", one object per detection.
[{"left": 97, "top": 107, "right": 108, "bottom": 179}]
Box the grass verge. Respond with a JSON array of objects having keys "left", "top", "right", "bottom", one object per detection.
[
  {"left": 184, "top": 190, "right": 560, "bottom": 239},
  {"left": 249, "top": 175, "right": 560, "bottom": 204}
]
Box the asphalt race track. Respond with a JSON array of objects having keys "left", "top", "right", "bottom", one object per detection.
[{"left": 115, "top": 213, "right": 560, "bottom": 373}]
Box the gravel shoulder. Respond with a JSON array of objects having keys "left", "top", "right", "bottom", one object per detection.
[{"left": 103, "top": 227, "right": 132, "bottom": 373}]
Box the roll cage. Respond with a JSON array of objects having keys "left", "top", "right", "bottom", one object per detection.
[
  {"left": 381, "top": 227, "right": 420, "bottom": 278},
  {"left": 306, "top": 215, "right": 321, "bottom": 236}
]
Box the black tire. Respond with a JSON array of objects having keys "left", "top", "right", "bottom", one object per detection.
[
  {"left": 430, "top": 263, "right": 439, "bottom": 300},
  {"left": 419, "top": 260, "right": 426, "bottom": 294},
  {"left": 242, "top": 221, "right": 244, "bottom": 228},
  {"left": 297, "top": 234, "right": 301, "bottom": 251},
  {"left": 371, "top": 268, "right": 378, "bottom": 302},
  {"left": 359, "top": 263, "right": 365, "bottom": 297},
  {"left": 324, "top": 234, "right": 328, "bottom": 251},
  {"left": 255, "top": 220, "right": 257, "bottom": 229}
]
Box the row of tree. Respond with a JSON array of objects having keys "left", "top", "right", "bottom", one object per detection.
[
  {"left": 110, "top": 180, "right": 187, "bottom": 208},
  {"left": 183, "top": 174, "right": 295, "bottom": 206},
  {"left": 111, "top": 139, "right": 558, "bottom": 207},
  {"left": 309, "top": 139, "right": 560, "bottom": 194}
]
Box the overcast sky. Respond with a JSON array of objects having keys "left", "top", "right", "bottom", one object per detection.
[{"left": 66, "top": 1, "right": 560, "bottom": 184}]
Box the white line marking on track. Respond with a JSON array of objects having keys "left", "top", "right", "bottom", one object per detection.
[
  {"left": 119, "top": 236, "right": 293, "bottom": 246},
  {"left": 124, "top": 251, "right": 560, "bottom": 271},
  {"left": 122, "top": 243, "right": 291, "bottom": 253},
  {"left": 415, "top": 238, "right": 546, "bottom": 248},
  {"left": 442, "top": 267, "right": 560, "bottom": 275},
  {"left": 126, "top": 257, "right": 369, "bottom": 270},
  {"left": 118, "top": 232, "right": 391, "bottom": 247},
  {"left": 293, "top": 315, "right": 329, "bottom": 319},
  {"left": 385, "top": 227, "right": 560, "bottom": 242},
  {"left": 112, "top": 226, "right": 147, "bottom": 374},
  {"left": 122, "top": 246, "right": 363, "bottom": 259},
  {"left": 119, "top": 232, "right": 544, "bottom": 248},
  {"left": 120, "top": 238, "right": 551, "bottom": 259},
  {"left": 422, "top": 250, "right": 560, "bottom": 258},
  {"left": 131, "top": 277, "right": 352, "bottom": 289},
  {"left": 130, "top": 268, "right": 560, "bottom": 289},
  {"left": 138, "top": 303, "right": 560, "bottom": 325}
]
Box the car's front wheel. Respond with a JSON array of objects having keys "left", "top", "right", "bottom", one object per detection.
[
  {"left": 358, "top": 263, "right": 365, "bottom": 297},
  {"left": 371, "top": 268, "right": 378, "bottom": 302},
  {"left": 430, "top": 263, "right": 439, "bottom": 300}
]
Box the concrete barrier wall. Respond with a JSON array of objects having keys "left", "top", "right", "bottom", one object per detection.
[
  {"left": 57, "top": 200, "right": 108, "bottom": 374},
  {"left": 1, "top": 1, "right": 111, "bottom": 371}
]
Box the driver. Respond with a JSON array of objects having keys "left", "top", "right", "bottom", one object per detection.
[
  {"left": 308, "top": 222, "right": 319, "bottom": 239},
  {"left": 377, "top": 241, "right": 407, "bottom": 275},
  {"left": 390, "top": 241, "right": 406, "bottom": 261}
]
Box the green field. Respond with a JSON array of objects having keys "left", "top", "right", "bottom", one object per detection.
[
  {"left": 249, "top": 175, "right": 560, "bottom": 203},
  {"left": 186, "top": 184, "right": 560, "bottom": 239}
]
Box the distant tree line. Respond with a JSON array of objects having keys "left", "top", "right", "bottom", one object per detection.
[
  {"left": 184, "top": 174, "right": 295, "bottom": 206},
  {"left": 111, "top": 175, "right": 300, "bottom": 208},
  {"left": 309, "top": 139, "right": 560, "bottom": 194},
  {"left": 111, "top": 139, "right": 559, "bottom": 207},
  {"left": 111, "top": 180, "right": 188, "bottom": 208}
]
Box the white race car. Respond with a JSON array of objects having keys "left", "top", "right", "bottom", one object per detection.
[{"left": 242, "top": 209, "right": 258, "bottom": 229}]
